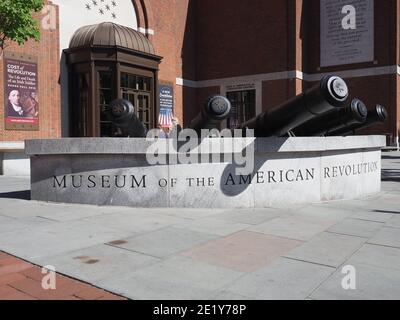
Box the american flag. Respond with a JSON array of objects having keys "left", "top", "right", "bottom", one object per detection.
[
  {"left": 158, "top": 108, "right": 173, "bottom": 128},
  {"left": 84, "top": 0, "right": 118, "bottom": 19}
]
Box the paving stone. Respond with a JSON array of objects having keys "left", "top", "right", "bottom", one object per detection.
[
  {"left": 174, "top": 217, "right": 249, "bottom": 236},
  {"left": 181, "top": 231, "right": 303, "bottom": 272},
  {"left": 284, "top": 232, "right": 366, "bottom": 267},
  {"left": 34, "top": 244, "right": 160, "bottom": 283},
  {"left": 0, "top": 214, "right": 55, "bottom": 233},
  {"left": 150, "top": 208, "right": 229, "bottom": 220},
  {"left": 222, "top": 257, "right": 335, "bottom": 300},
  {"left": 0, "top": 261, "right": 32, "bottom": 276},
  {"left": 327, "top": 218, "right": 383, "bottom": 238},
  {"left": 83, "top": 210, "right": 189, "bottom": 235},
  {"left": 0, "top": 220, "right": 132, "bottom": 260},
  {"left": 294, "top": 205, "right": 354, "bottom": 222},
  {"left": 212, "top": 208, "right": 284, "bottom": 225},
  {"left": 0, "top": 285, "right": 36, "bottom": 300},
  {"left": 350, "top": 211, "right": 394, "bottom": 223},
  {"left": 0, "top": 273, "right": 27, "bottom": 286},
  {"left": 108, "top": 227, "right": 217, "bottom": 258},
  {"left": 310, "top": 263, "right": 400, "bottom": 300},
  {"left": 348, "top": 244, "right": 400, "bottom": 271},
  {"left": 98, "top": 256, "right": 243, "bottom": 300},
  {"left": 247, "top": 215, "right": 336, "bottom": 241},
  {"left": 211, "top": 291, "right": 251, "bottom": 300},
  {"left": 0, "top": 252, "right": 125, "bottom": 300},
  {"left": 385, "top": 215, "right": 400, "bottom": 229},
  {"left": 367, "top": 227, "right": 400, "bottom": 248}
]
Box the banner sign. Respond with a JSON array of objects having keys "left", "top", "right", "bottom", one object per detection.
[
  {"left": 4, "top": 53, "right": 39, "bottom": 131},
  {"left": 321, "top": 0, "right": 374, "bottom": 67},
  {"left": 158, "top": 85, "right": 174, "bottom": 128}
]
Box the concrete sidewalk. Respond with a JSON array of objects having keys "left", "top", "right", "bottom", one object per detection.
[{"left": 0, "top": 152, "right": 399, "bottom": 300}]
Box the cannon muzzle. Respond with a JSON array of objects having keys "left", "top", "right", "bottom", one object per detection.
[
  {"left": 241, "top": 75, "right": 349, "bottom": 137},
  {"left": 109, "top": 99, "right": 147, "bottom": 138},
  {"left": 327, "top": 104, "right": 388, "bottom": 136},
  {"left": 292, "top": 98, "right": 368, "bottom": 136},
  {"left": 188, "top": 96, "right": 232, "bottom": 133}
]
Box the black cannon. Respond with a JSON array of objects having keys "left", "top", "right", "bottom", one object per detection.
[
  {"left": 327, "top": 104, "right": 388, "bottom": 136},
  {"left": 241, "top": 75, "right": 349, "bottom": 137},
  {"left": 188, "top": 95, "right": 232, "bottom": 134},
  {"left": 292, "top": 98, "right": 368, "bottom": 137},
  {"left": 109, "top": 99, "right": 147, "bottom": 138}
]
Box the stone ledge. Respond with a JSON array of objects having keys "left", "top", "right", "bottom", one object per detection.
[
  {"left": 0, "top": 141, "right": 25, "bottom": 152},
  {"left": 25, "top": 136, "right": 386, "bottom": 156}
]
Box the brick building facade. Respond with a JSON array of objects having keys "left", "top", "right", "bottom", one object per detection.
[
  {"left": 0, "top": 1, "right": 60, "bottom": 141},
  {"left": 0, "top": 0, "right": 399, "bottom": 145}
]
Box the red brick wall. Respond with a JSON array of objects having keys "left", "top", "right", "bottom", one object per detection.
[
  {"left": 143, "top": 0, "right": 197, "bottom": 126},
  {"left": 302, "top": 0, "right": 397, "bottom": 74},
  {"left": 301, "top": 0, "right": 399, "bottom": 140},
  {"left": 194, "top": 0, "right": 291, "bottom": 80},
  {"left": 0, "top": 1, "right": 61, "bottom": 141}
]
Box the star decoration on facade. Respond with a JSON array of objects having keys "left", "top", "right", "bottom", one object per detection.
[{"left": 84, "top": 0, "right": 118, "bottom": 19}]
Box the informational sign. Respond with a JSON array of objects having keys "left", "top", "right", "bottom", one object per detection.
[
  {"left": 320, "top": 0, "right": 374, "bottom": 67},
  {"left": 3, "top": 53, "right": 39, "bottom": 130},
  {"left": 226, "top": 83, "right": 256, "bottom": 92},
  {"left": 158, "top": 85, "right": 174, "bottom": 128}
]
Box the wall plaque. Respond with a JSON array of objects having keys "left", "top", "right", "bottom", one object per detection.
[{"left": 320, "top": 0, "right": 374, "bottom": 67}]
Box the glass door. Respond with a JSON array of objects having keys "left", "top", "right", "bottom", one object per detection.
[
  {"left": 226, "top": 90, "right": 256, "bottom": 129},
  {"left": 120, "top": 72, "right": 154, "bottom": 130}
]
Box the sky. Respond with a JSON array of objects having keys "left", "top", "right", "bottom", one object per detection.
[{"left": 50, "top": 0, "right": 138, "bottom": 52}]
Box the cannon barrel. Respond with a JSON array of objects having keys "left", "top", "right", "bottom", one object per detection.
[
  {"left": 109, "top": 99, "right": 147, "bottom": 138},
  {"left": 188, "top": 96, "right": 232, "bottom": 133},
  {"left": 240, "top": 75, "right": 349, "bottom": 137},
  {"left": 327, "top": 104, "right": 388, "bottom": 136},
  {"left": 292, "top": 98, "right": 368, "bottom": 136}
]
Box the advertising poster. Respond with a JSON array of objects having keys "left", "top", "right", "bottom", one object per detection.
[
  {"left": 321, "top": 0, "right": 374, "bottom": 67},
  {"left": 158, "top": 84, "right": 174, "bottom": 129},
  {"left": 4, "top": 53, "right": 39, "bottom": 131}
]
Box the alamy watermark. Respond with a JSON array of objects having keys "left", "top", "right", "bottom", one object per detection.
[
  {"left": 146, "top": 129, "right": 255, "bottom": 176},
  {"left": 41, "top": 265, "right": 56, "bottom": 290},
  {"left": 341, "top": 265, "right": 356, "bottom": 290},
  {"left": 41, "top": 5, "right": 57, "bottom": 31},
  {"left": 342, "top": 4, "right": 357, "bottom": 30}
]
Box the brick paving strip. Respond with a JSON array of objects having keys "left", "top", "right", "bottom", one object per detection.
[{"left": 0, "top": 251, "right": 127, "bottom": 300}]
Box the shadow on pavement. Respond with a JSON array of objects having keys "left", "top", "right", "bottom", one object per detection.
[
  {"left": 374, "top": 209, "right": 400, "bottom": 215},
  {"left": 381, "top": 169, "right": 400, "bottom": 182},
  {"left": 382, "top": 155, "right": 400, "bottom": 160},
  {"left": 0, "top": 190, "right": 31, "bottom": 200}
]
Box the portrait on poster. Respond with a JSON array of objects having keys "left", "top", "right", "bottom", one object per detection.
[
  {"left": 320, "top": 0, "right": 374, "bottom": 67},
  {"left": 3, "top": 54, "right": 39, "bottom": 131}
]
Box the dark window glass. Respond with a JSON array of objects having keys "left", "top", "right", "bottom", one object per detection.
[
  {"left": 99, "top": 71, "right": 112, "bottom": 89},
  {"left": 98, "top": 71, "right": 114, "bottom": 137},
  {"left": 73, "top": 73, "right": 90, "bottom": 137},
  {"left": 128, "top": 74, "right": 136, "bottom": 89},
  {"left": 99, "top": 89, "right": 112, "bottom": 105},
  {"left": 226, "top": 90, "right": 256, "bottom": 129},
  {"left": 121, "top": 73, "right": 128, "bottom": 88}
]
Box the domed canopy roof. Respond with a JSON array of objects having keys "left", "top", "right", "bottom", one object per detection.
[{"left": 69, "top": 22, "right": 155, "bottom": 55}]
